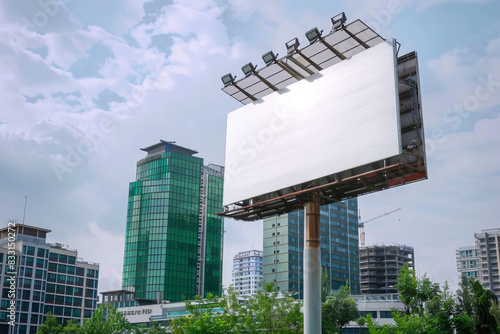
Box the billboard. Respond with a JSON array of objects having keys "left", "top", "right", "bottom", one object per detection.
[{"left": 223, "top": 40, "right": 401, "bottom": 207}]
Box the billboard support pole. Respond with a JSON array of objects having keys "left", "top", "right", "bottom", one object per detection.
[{"left": 304, "top": 192, "right": 321, "bottom": 334}]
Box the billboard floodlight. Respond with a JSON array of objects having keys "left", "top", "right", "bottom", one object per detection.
[
  {"left": 331, "top": 12, "right": 347, "bottom": 31},
  {"left": 262, "top": 51, "right": 278, "bottom": 65},
  {"left": 286, "top": 38, "right": 300, "bottom": 55},
  {"left": 306, "top": 27, "right": 323, "bottom": 43},
  {"left": 241, "top": 62, "right": 257, "bottom": 76},
  {"left": 221, "top": 73, "right": 235, "bottom": 86}
]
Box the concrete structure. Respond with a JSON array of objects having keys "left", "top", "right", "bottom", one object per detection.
[
  {"left": 475, "top": 228, "right": 500, "bottom": 298},
  {"left": 0, "top": 224, "right": 99, "bottom": 334},
  {"left": 121, "top": 141, "right": 224, "bottom": 303},
  {"left": 456, "top": 245, "right": 479, "bottom": 279},
  {"left": 232, "top": 250, "right": 263, "bottom": 295},
  {"left": 100, "top": 289, "right": 138, "bottom": 309},
  {"left": 263, "top": 199, "right": 360, "bottom": 298},
  {"left": 345, "top": 294, "right": 405, "bottom": 333},
  {"left": 359, "top": 244, "right": 414, "bottom": 294}
]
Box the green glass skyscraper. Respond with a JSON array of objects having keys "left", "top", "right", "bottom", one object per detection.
[{"left": 122, "top": 141, "right": 224, "bottom": 303}]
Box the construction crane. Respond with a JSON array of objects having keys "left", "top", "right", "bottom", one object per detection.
[{"left": 359, "top": 208, "right": 401, "bottom": 247}]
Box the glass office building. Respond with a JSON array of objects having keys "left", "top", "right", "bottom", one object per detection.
[
  {"left": 122, "top": 141, "right": 224, "bottom": 303},
  {"left": 263, "top": 199, "right": 360, "bottom": 298}
]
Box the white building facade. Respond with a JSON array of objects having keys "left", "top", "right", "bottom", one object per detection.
[
  {"left": 475, "top": 228, "right": 500, "bottom": 298},
  {"left": 457, "top": 228, "right": 500, "bottom": 299},
  {"left": 231, "top": 250, "right": 263, "bottom": 295},
  {"left": 456, "top": 245, "right": 479, "bottom": 279}
]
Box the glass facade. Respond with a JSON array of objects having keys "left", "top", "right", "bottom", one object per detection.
[
  {"left": 263, "top": 199, "right": 360, "bottom": 298},
  {"left": 122, "top": 142, "right": 224, "bottom": 302},
  {"left": 202, "top": 169, "right": 224, "bottom": 297}
]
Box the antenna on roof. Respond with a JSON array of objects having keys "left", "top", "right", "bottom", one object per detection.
[{"left": 22, "top": 196, "right": 27, "bottom": 225}]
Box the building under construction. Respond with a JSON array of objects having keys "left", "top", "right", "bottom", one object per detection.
[{"left": 359, "top": 244, "right": 414, "bottom": 294}]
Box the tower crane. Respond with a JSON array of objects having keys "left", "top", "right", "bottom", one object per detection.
[{"left": 358, "top": 208, "right": 401, "bottom": 247}]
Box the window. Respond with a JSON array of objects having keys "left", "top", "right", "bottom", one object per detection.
[
  {"left": 31, "top": 302, "right": 40, "bottom": 313},
  {"left": 26, "top": 257, "right": 34, "bottom": 267},
  {"left": 27, "top": 246, "right": 35, "bottom": 256},
  {"left": 72, "top": 308, "right": 81, "bottom": 318},
  {"left": 32, "top": 291, "right": 41, "bottom": 301},
  {"left": 48, "top": 263, "right": 57, "bottom": 272},
  {"left": 87, "top": 269, "right": 95, "bottom": 278},
  {"left": 37, "top": 248, "right": 46, "bottom": 258},
  {"left": 75, "top": 277, "right": 84, "bottom": 286},
  {"left": 33, "top": 280, "right": 42, "bottom": 291},
  {"left": 35, "top": 269, "right": 43, "bottom": 279},
  {"left": 380, "top": 311, "right": 393, "bottom": 318},
  {"left": 86, "top": 279, "right": 95, "bottom": 288},
  {"left": 55, "top": 295, "right": 64, "bottom": 305},
  {"left": 74, "top": 287, "right": 83, "bottom": 296}
]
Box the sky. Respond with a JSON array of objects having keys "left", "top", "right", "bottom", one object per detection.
[{"left": 0, "top": 0, "right": 499, "bottom": 297}]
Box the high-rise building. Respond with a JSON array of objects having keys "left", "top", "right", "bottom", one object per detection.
[
  {"left": 0, "top": 224, "right": 99, "bottom": 334},
  {"left": 121, "top": 141, "right": 224, "bottom": 303},
  {"left": 475, "top": 228, "right": 500, "bottom": 298},
  {"left": 232, "top": 250, "right": 263, "bottom": 295},
  {"left": 263, "top": 199, "right": 360, "bottom": 298},
  {"left": 456, "top": 245, "right": 479, "bottom": 279},
  {"left": 359, "top": 244, "right": 414, "bottom": 294}
]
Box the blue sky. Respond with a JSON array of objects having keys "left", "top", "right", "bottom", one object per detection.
[{"left": 0, "top": 0, "right": 499, "bottom": 294}]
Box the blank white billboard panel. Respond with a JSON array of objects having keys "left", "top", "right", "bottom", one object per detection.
[{"left": 223, "top": 40, "right": 401, "bottom": 206}]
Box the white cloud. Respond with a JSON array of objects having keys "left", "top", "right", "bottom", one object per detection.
[
  {"left": 62, "top": 221, "right": 125, "bottom": 293},
  {"left": 423, "top": 35, "right": 500, "bottom": 129},
  {"left": 360, "top": 112, "right": 500, "bottom": 289}
]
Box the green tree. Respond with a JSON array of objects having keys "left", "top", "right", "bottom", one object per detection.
[
  {"left": 396, "top": 263, "right": 439, "bottom": 316},
  {"left": 134, "top": 321, "right": 167, "bottom": 334},
  {"left": 322, "top": 283, "right": 358, "bottom": 334},
  {"left": 322, "top": 267, "right": 330, "bottom": 303},
  {"left": 63, "top": 320, "right": 82, "bottom": 334},
  {"left": 171, "top": 283, "right": 302, "bottom": 334},
  {"left": 171, "top": 293, "right": 232, "bottom": 334},
  {"left": 81, "top": 304, "right": 132, "bottom": 334},
  {"left": 242, "top": 282, "right": 303, "bottom": 333},
  {"left": 364, "top": 314, "right": 392, "bottom": 334},
  {"left": 426, "top": 281, "right": 455, "bottom": 334},
  {"left": 452, "top": 313, "right": 476, "bottom": 334},
  {"left": 392, "top": 311, "right": 431, "bottom": 334},
  {"left": 456, "top": 275, "right": 475, "bottom": 316},
  {"left": 37, "top": 313, "right": 63, "bottom": 334},
  {"left": 472, "top": 280, "right": 499, "bottom": 334}
]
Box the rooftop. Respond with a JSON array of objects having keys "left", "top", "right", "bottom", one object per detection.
[{"left": 140, "top": 140, "right": 198, "bottom": 157}]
